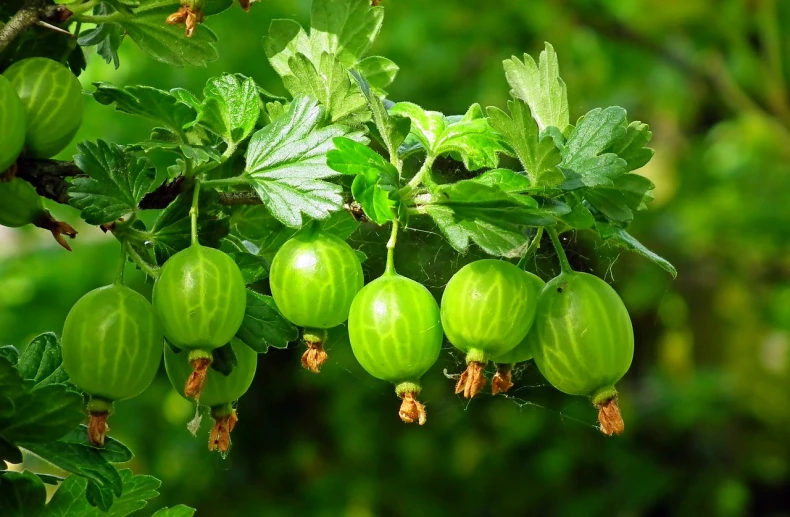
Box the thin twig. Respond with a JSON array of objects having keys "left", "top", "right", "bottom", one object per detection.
[{"left": 0, "top": 1, "right": 72, "bottom": 54}]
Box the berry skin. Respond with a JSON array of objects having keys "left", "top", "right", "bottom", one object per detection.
[
  {"left": 165, "top": 339, "right": 257, "bottom": 453},
  {"left": 440, "top": 259, "right": 543, "bottom": 398},
  {"left": 2, "top": 58, "right": 83, "bottom": 158},
  {"left": 269, "top": 228, "right": 364, "bottom": 373},
  {"left": 0, "top": 75, "right": 26, "bottom": 173},
  {"left": 61, "top": 284, "right": 164, "bottom": 445},
  {"left": 0, "top": 179, "right": 43, "bottom": 228},
  {"left": 153, "top": 244, "right": 246, "bottom": 351},
  {"left": 164, "top": 339, "right": 257, "bottom": 409},
  {"left": 531, "top": 271, "right": 634, "bottom": 435},
  {"left": 348, "top": 273, "right": 443, "bottom": 425}
]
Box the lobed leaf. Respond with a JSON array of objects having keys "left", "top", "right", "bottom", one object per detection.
[
  {"left": 197, "top": 74, "right": 260, "bottom": 146},
  {"left": 70, "top": 141, "right": 159, "bottom": 225},
  {"left": 235, "top": 291, "right": 299, "bottom": 353},
  {"left": 243, "top": 96, "right": 365, "bottom": 228},
  {"left": 595, "top": 223, "right": 677, "bottom": 277}
]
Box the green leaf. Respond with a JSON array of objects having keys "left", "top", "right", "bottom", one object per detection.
[
  {"left": 319, "top": 210, "right": 360, "bottom": 240},
  {"left": 210, "top": 343, "right": 238, "bottom": 377},
  {"left": 309, "top": 0, "right": 384, "bottom": 68},
  {"left": 151, "top": 505, "right": 196, "bottom": 517},
  {"left": 503, "top": 42, "right": 569, "bottom": 131},
  {"left": 229, "top": 252, "right": 270, "bottom": 284},
  {"left": 46, "top": 469, "right": 160, "bottom": 517},
  {"left": 120, "top": 0, "right": 219, "bottom": 67},
  {"left": 594, "top": 223, "right": 677, "bottom": 278},
  {"left": 235, "top": 291, "right": 299, "bottom": 353},
  {"left": 229, "top": 206, "right": 298, "bottom": 261},
  {"left": 77, "top": 4, "right": 124, "bottom": 69},
  {"left": 57, "top": 426, "right": 133, "bottom": 464},
  {"left": 0, "top": 470, "right": 46, "bottom": 516},
  {"left": 243, "top": 96, "right": 365, "bottom": 228},
  {"left": 472, "top": 168, "right": 532, "bottom": 193},
  {"left": 0, "top": 346, "right": 18, "bottom": 366},
  {"left": 92, "top": 83, "right": 197, "bottom": 134},
  {"left": 70, "top": 141, "right": 158, "bottom": 225},
  {"left": 390, "top": 103, "right": 506, "bottom": 169},
  {"left": 352, "top": 71, "right": 410, "bottom": 160},
  {"left": 354, "top": 56, "right": 398, "bottom": 90},
  {"left": 487, "top": 99, "right": 563, "bottom": 187},
  {"left": 263, "top": 19, "right": 312, "bottom": 78},
  {"left": 16, "top": 332, "right": 68, "bottom": 387},
  {"left": 327, "top": 137, "right": 397, "bottom": 224},
  {"left": 149, "top": 189, "right": 229, "bottom": 265},
  {"left": 614, "top": 173, "right": 655, "bottom": 210},
  {"left": 197, "top": 74, "right": 259, "bottom": 146},
  {"left": 585, "top": 189, "right": 633, "bottom": 222},
  {"left": 282, "top": 52, "right": 370, "bottom": 127},
  {"left": 559, "top": 199, "right": 595, "bottom": 229},
  {"left": 560, "top": 107, "right": 629, "bottom": 189},
  {"left": 0, "top": 351, "right": 83, "bottom": 446},
  {"left": 21, "top": 440, "right": 123, "bottom": 512},
  {"left": 421, "top": 180, "right": 559, "bottom": 256},
  {"left": 424, "top": 204, "right": 528, "bottom": 257},
  {"left": 606, "top": 120, "right": 654, "bottom": 171}
]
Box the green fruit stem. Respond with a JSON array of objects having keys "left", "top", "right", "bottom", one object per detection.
[
  {"left": 385, "top": 214, "right": 399, "bottom": 274},
  {"left": 87, "top": 395, "right": 113, "bottom": 413},
  {"left": 303, "top": 327, "right": 328, "bottom": 346},
  {"left": 210, "top": 402, "right": 234, "bottom": 420},
  {"left": 465, "top": 348, "right": 487, "bottom": 365},
  {"left": 547, "top": 227, "right": 573, "bottom": 274},
  {"left": 190, "top": 181, "right": 201, "bottom": 246},
  {"left": 114, "top": 246, "right": 127, "bottom": 285},
  {"left": 394, "top": 380, "right": 421, "bottom": 398},
  {"left": 591, "top": 385, "right": 619, "bottom": 406}
]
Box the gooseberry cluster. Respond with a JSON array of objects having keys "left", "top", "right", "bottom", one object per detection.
[{"left": 0, "top": 57, "right": 81, "bottom": 249}]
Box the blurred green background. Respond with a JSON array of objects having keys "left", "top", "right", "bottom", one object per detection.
[{"left": 2, "top": 0, "right": 790, "bottom": 515}]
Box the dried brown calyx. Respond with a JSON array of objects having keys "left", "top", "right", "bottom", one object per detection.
[
  {"left": 184, "top": 353, "right": 212, "bottom": 399},
  {"left": 491, "top": 363, "right": 514, "bottom": 395},
  {"left": 238, "top": 0, "right": 260, "bottom": 11},
  {"left": 34, "top": 211, "right": 77, "bottom": 251},
  {"left": 86, "top": 397, "right": 113, "bottom": 447},
  {"left": 597, "top": 397, "right": 625, "bottom": 436},
  {"left": 398, "top": 391, "right": 427, "bottom": 425},
  {"left": 166, "top": 5, "right": 205, "bottom": 38},
  {"left": 455, "top": 360, "right": 487, "bottom": 399},
  {"left": 209, "top": 408, "right": 238, "bottom": 453},
  {"left": 88, "top": 412, "right": 110, "bottom": 446},
  {"left": 301, "top": 329, "right": 328, "bottom": 373}
]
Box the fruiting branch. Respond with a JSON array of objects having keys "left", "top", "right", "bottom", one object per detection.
[{"left": 0, "top": 1, "right": 72, "bottom": 54}]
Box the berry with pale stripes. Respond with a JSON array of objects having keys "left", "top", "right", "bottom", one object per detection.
[
  {"left": 0, "top": 74, "right": 26, "bottom": 172},
  {"left": 62, "top": 284, "right": 164, "bottom": 446},
  {"left": 153, "top": 244, "right": 247, "bottom": 400},
  {"left": 270, "top": 228, "right": 363, "bottom": 373},
  {"left": 2, "top": 57, "right": 83, "bottom": 158},
  {"left": 491, "top": 278, "right": 546, "bottom": 395},
  {"left": 531, "top": 271, "right": 634, "bottom": 436},
  {"left": 441, "top": 259, "right": 543, "bottom": 398},
  {"left": 348, "top": 272, "right": 443, "bottom": 425},
  {"left": 165, "top": 339, "right": 257, "bottom": 453}
]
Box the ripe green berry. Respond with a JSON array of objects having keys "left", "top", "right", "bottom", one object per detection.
[
  {"left": 165, "top": 339, "right": 257, "bottom": 453},
  {"left": 62, "top": 284, "right": 164, "bottom": 445},
  {"left": 269, "top": 228, "right": 363, "bottom": 373},
  {"left": 153, "top": 244, "right": 247, "bottom": 400},
  {"left": 490, "top": 278, "right": 546, "bottom": 395},
  {"left": 440, "top": 259, "right": 543, "bottom": 398},
  {"left": 2, "top": 58, "right": 84, "bottom": 158},
  {"left": 0, "top": 178, "right": 43, "bottom": 228},
  {"left": 0, "top": 75, "right": 26, "bottom": 172},
  {"left": 0, "top": 178, "right": 78, "bottom": 250},
  {"left": 531, "top": 271, "right": 634, "bottom": 435},
  {"left": 348, "top": 273, "right": 443, "bottom": 425}
]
